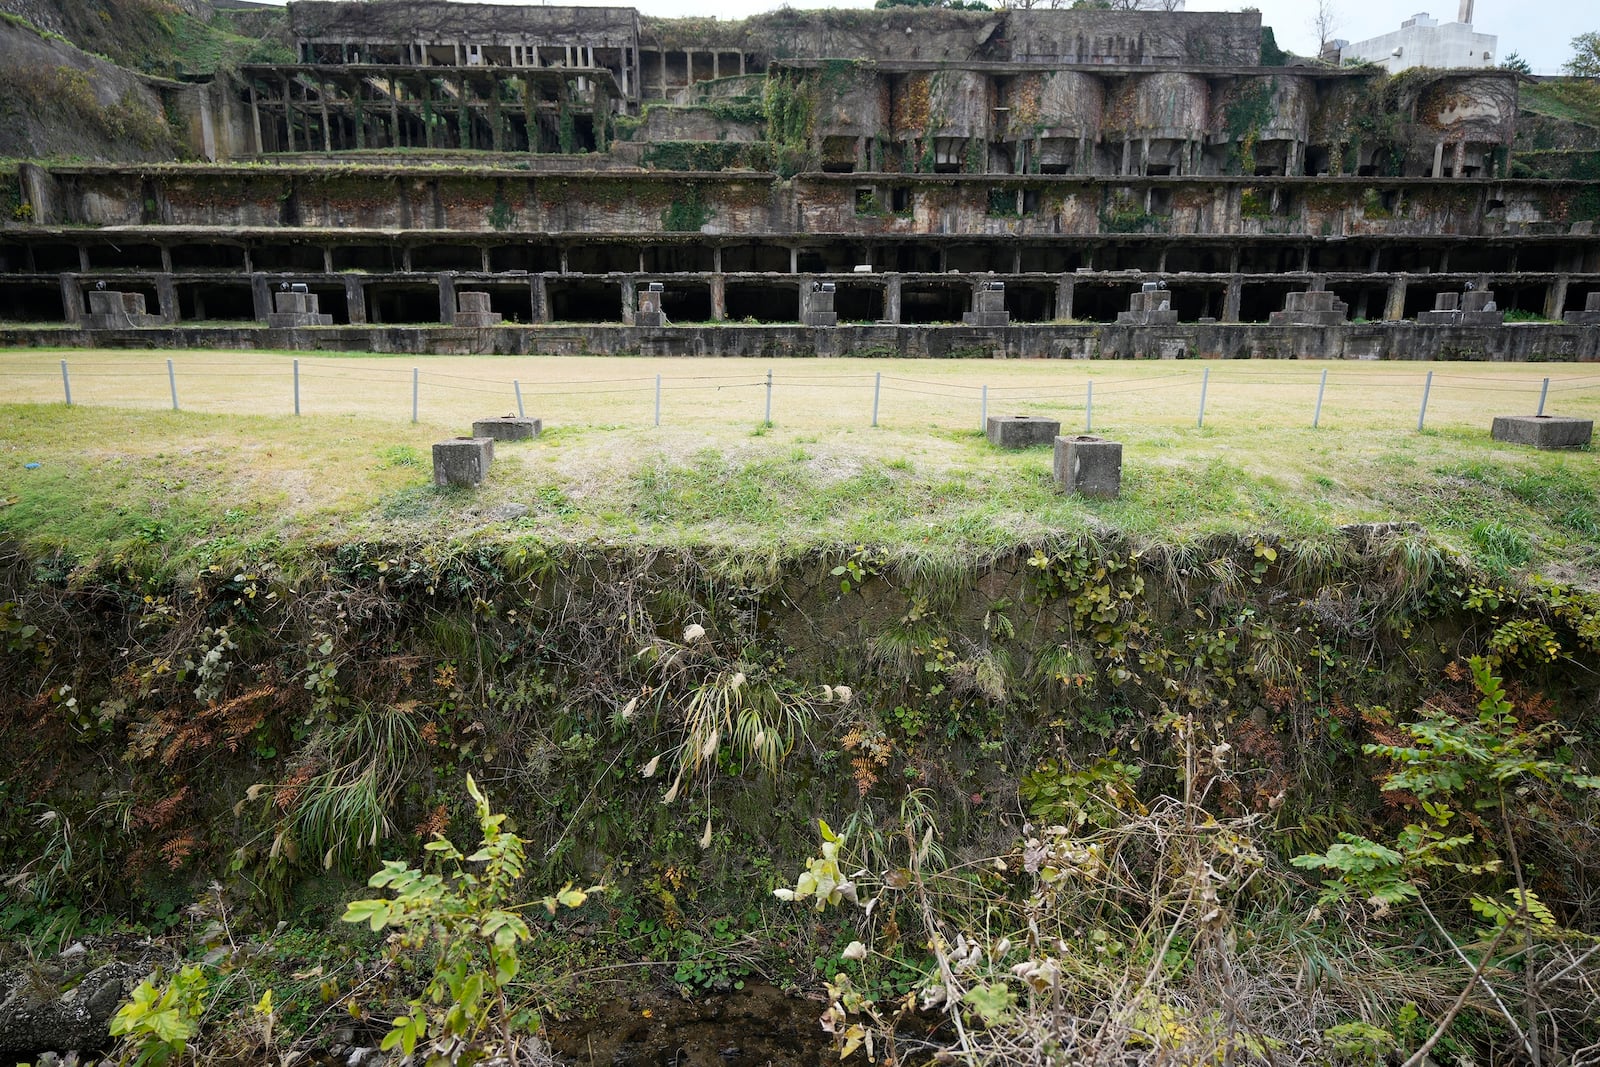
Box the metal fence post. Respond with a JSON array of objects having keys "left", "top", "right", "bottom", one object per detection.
[
  {"left": 1313, "top": 368, "right": 1327, "bottom": 428},
  {"left": 514, "top": 378, "right": 524, "bottom": 419},
  {"left": 655, "top": 374, "right": 662, "bottom": 427},
  {"left": 1417, "top": 370, "right": 1433, "bottom": 431},
  {"left": 1086, "top": 378, "right": 1093, "bottom": 433},
  {"left": 872, "top": 372, "right": 880, "bottom": 428},
  {"left": 765, "top": 367, "right": 773, "bottom": 425},
  {"left": 293, "top": 358, "right": 301, "bottom": 416},
  {"left": 60, "top": 360, "right": 71, "bottom": 407},
  {"left": 1538, "top": 376, "right": 1550, "bottom": 416},
  {"left": 1196, "top": 367, "right": 1209, "bottom": 429},
  {"left": 980, "top": 384, "right": 987, "bottom": 431},
  {"left": 167, "top": 359, "right": 179, "bottom": 411}
]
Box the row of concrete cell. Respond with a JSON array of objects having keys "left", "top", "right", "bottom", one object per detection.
[{"left": 2, "top": 277, "right": 1592, "bottom": 326}]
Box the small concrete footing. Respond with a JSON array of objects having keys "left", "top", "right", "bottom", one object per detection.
[
  {"left": 1054, "top": 434, "right": 1122, "bottom": 498},
  {"left": 472, "top": 416, "right": 541, "bottom": 441},
  {"left": 637, "top": 282, "right": 665, "bottom": 328},
  {"left": 804, "top": 281, "right": 837, "bottom": 327},
  {"left": 1563, "top": 292, "right": 1600, "bottom": 326},
  {"left": 1418, "top": 290, "right": 1503, "bottom": 326},
  {"left": 433, "top": 437, "right": 494, "bottom": 486},
  {"left": 963, "top": 282, "right": 1010, "bottom": 327},
  {"left": 455, "top": 291, "right": 503, "bottom": 328},
  {"left": 1269, "top": 289, "right": 1347, "bottom": 326},
  {"left": 1117, "top": 282, "right": 1178, "bottom": 326},
  {"left": 1490, "top": 415, "right": 1593, "bottom": 450},
  {"left": 85, "top": 290, "right": 162, "bottom": 329},
  {"left": 266, "top": 287, "right": 333, "bottom": 327},
  {"left": 986, "top": 415, "right": 1060, "bottom": 449}
]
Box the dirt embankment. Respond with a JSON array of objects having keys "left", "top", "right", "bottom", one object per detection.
[{"left": 0, "top": 19, "right": 177, "bottom": 161}]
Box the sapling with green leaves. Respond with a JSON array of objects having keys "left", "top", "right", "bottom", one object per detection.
[{"left": 342, "top": 774, "right": 601, "bottom": 1065}]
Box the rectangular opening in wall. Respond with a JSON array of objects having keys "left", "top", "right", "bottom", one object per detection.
[
  {"left": 641, "top": 245, "right": 714, "bottom": 273},
  {"left": 855, "top": 187, "right": 878, "bottom": 214},
  {"left": 891, "top": 186, "right": 911, "bottom": 213},
  {"left": 251, "top": 243, "right": 326, "bottom": 272},
  {"left": 1005, "top": 281, "right": 1054, "bottom": 322},
  {"left": 946, "top": 244, "right": 1010, "bottom": 273},
  {"left": 887, "top": 242, "right": 939, "bottom": 273},
  {"left": 1238, "top": 281, "right": 1298, "bottom": 323},
  {"left": 659, "top": 281, "right": 712, "bottom": 322},
  {"left": 1019, "top": 245, "right": 1082, "bottom": 273},
  {"left": 726, "top": 282, "right": 798, "bottom": 322},
  {"left": 177, "top": 282, "right": 254, "bottom": 323},
  {"left": 333, "top": 245, "right": 402, "bottom": 273},
  {"left": 721, "top": 243, "right": 789, "bottom": 273},
  {"left": 900, "top": 282, "right": 966, "bottom": 324},
  {"left": 0, "top": 282, "right": 69, "bottom": 323},
  {"left": 1148, "top": 188, "right": 1173, "bottom": 216},
  {"left": 369, "top": 284, "right": 442, "bottom": 324},
  {"left": 834, "top": 283, "right": 884, "bottom": 323},
  {"left": 547, "top": 278, "right": 623, "bottom": 322},
  {"left": 30, "top": 244, "right": 80, "bottom": 272},
  {"left": 170, "top": 245, "right": 247, "bottom": 272},
  {"left": 489, "top": 243, "right": 561, "bottom": 273},
  {"left": 1071, "top": 283, "right": 1138, "bottom": 324},
  {"left": 89, "top": 243, "right": 163, "bottom": 271},
  {"left": 412, "top": 244, "right": 484, "bottom": 273}
]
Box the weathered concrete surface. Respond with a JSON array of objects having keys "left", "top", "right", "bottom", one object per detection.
[
  {"left": 433, "top": 436, "right": 494, "bottom": 486},
  {"left": 1490, "top": 415, "right": 1594, "bottom": 450},
  {"left": 1054, "top": 434, "right": 1121, "bottom": 498},
  {"left": 472, "top": 416, "right": 541, "bottom": 440},
  {"left": 1, "top": 322, "right": 1597, "bottom": 361},
  {"left": 987, "top": 415, "right": 1060, "bottom": 449}
]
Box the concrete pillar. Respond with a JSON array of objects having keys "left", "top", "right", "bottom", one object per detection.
[
  {"left": 283, "top": 77, "right": 295, "bottom": 152},
  {"left": 1546, "top": 275, "right": 1570, "bottom": 320},
  {"left": 884, "top": 274, "right": 902, "bottom": 324},
  {"left": 250, "top": 272, "right": 272, "bottom": 321},
  {"left": 620, "top": 276, "right": 636, "bottom": 326},
  {"left": 1452, "top": 141, "right": 1466, "bottom": 178},
  {"left": 58, "top": 274, "right": 82, "bottom": 326},
  {"left": 797, "top": 275, "right": 810, "bottom": 321},
  {"left": 344, "top": 276, "right": 368, "bottom": 325},
  {"left": 710, "top": 274, "right": 726, "bottom": 322},
  {"left": 438, "top": 272, "right": 456, "bottom": 325},
  {"left": 1056, "top": 276, "right": 1074, "bottom": 321},
  {"left": 789, "top": 247, "right": 798, "bottom": 273},
  {"left": 712, "top": 246, "right": 722, "bottom": 273},
  {"left": 249, "top": 84, "right": 263, "bottom": 155},
  {"left": 155, "top": 274, "right": 177, "bottom": 323},
  {"left": 1223, "top": 277, "right": 1242, "bottom": 323},
  {"left": 530, "top": 275, "right": 548, "bottom": 323},
  {"left": 713, "top": 52, "right": 720, "bottom": 79},
  {"left": 1384, "top": 277, "right": 1408, "bottom": 321},
  {"left": 1431, "top": 142, "right": 1444, "bottom": 178}
]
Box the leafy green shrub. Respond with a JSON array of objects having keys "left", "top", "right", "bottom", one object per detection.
[{"left": 342, "top": 775, "right": 601, "bottom": 1060}]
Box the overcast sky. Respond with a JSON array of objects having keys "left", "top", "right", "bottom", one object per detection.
[{"left": 263, "top": 0, "right": 1585, "bottom": 73}]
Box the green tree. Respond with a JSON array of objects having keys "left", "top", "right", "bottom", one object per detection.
[
  {"left": 1500, "top": 51, "right": 1532, "bottom": 75},
  {"left": 343, "top": 775, "right": 601, "bottom": 1063},
  {"left": 1566, "top": 32, "right": 1600, "bottom": 77}
]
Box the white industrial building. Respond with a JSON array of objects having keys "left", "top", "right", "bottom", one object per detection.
[{"left": 1343, "top": 1, "right": 1497, "bottom": 72}]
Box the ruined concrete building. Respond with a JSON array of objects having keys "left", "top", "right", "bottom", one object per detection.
[{"left": 1, "top": 0, "right": 1596, "bottom": 360}]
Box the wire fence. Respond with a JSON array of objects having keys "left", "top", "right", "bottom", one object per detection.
[{"left": 2, "top": 352, "right": 1597, "bottom": 437}]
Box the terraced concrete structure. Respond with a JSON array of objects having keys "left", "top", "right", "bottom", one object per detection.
[{"left": 1, "top": 0, "right": 1598, "bottom": 359}]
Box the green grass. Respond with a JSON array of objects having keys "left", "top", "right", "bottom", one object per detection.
[{"left": 0, "top": 391, "right": 1596, "bottom": 585}]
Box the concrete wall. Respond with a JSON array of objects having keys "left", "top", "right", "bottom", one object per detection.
[{"left": 2, "top": 322, "right": 1594, "bottom": 361}]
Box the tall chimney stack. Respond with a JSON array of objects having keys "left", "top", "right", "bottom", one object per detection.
[{"left": 1458, "top": 0, "right": 1473, "bottom": 23}]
